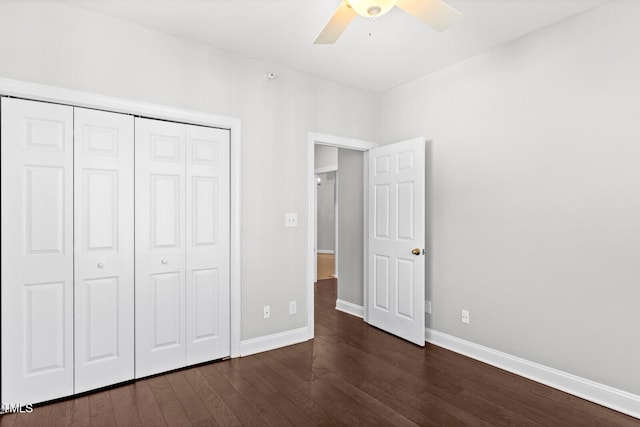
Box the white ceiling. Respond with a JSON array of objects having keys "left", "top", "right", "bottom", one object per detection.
[{"left": 60, "top": 0, "right": 608, "bottom": 92}]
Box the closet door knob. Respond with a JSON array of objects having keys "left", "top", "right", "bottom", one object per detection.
[
  {"left": 161, "top": 259, "right": 168, "bottom": 265},
  {"left": 97, "top": 262, "right": 105, "bottom": 269}
]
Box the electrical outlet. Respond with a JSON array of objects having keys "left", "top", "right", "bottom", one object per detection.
[
  {"left": 263, "top": 305, "right": 271, "bottom": 319},
  {"left": 289, "top": 300, "right": 297, "bottom": 315},
  {"left": 461, "top": 309, "right": 470, "bottom": 324},
  {"left": 425, "top": 300, "right": 432, "bottom": 314},
  {"left": 285, "top": 213, "right": 298, "bottom": 227}
]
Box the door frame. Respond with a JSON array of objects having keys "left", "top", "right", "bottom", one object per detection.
[
  {"left": 306, "top": 132, "right": 376, "bottom": 339},
  {"left": 0, "top": 77, "right": 243, "bottom": 358}
]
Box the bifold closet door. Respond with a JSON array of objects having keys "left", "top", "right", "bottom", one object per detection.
[
  {"left": 185, "top": 125, "right": 230, "bottom": 364},
  {"left": 74, "top": 108, "right": 134, "bottom": 393},
  {"left": 135, "top": 117, "right": 230, "bottom": 378},
  {"left": 1, "top": 97, "right": 74, "bottom": 404},
  {"left": 135, "top": 118, "right": 187, "bottom": 377}
]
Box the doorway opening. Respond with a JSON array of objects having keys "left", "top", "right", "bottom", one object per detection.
[
  {"left": 315, "top": 169, "right": 337, "bottom": 281},
  {"left": 306, "top": 133, "right": 377, "bottom": 339}
]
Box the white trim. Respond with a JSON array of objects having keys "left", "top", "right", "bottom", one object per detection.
[
  {"left": 0, "top": 77, "right": 242, "bottom": 359},
  {"left": 0, "top": 78, "right": 238, "bottom": 130},
  {"left": 334, "top": 171, "right": 340, "bottom": 286},
  {"left": 362, "top": 155, "right": 369, "bottom": 323},
  {"left": 425, "top": 328, "right": 640, "bottom": 420},
  {"left": 335, "top": 299, "right": 364, "bottom": 319},
  {"left": 312, "top": 133, "right": 377, "bottom": 151},
  {"left": 307, "top": 132, "right": 377, "bottom": 341},
  {"left": 317, "top": 249, "right": 334, "bottom": 254},
  {"left": 315, "top": 165, "right": 338, "bottom": 174},
  {"left": 229, "top": 120, "right": 242, "bottom": 358},
  {"left": 240, "top": 327, "right": 309, "bottom": 357}
]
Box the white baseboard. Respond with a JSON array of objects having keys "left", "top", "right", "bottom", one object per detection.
[
  {"left": 335, "top": 299, "right": 364, "bottom": 318},
  {"left": 317, "top": 249, "right": 335, "bottom": 254},
  {"left": 425, "top": 328, "right": 640, "bottom": 420},
  {"left": 240, "top": 327, "right": 309, "bottom": 357}
]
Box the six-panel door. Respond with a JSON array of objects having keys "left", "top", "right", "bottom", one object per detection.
[
  {"left": 186, "top": 125, "right": 230, "bottom": 365},
  {"left": 1, "top": 97, "right": 74, "bottom": 404},
  {"left": 135, "top": 118, "right": 188, "bottom": 377},
  {"left": 74, "top": 108, "right": 135, "bottom": 393},
  {"left": 368, "top": 138, "right": 426, "bottom": 346}
]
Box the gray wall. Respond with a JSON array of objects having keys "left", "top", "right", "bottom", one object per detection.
[
  {"left": 316, "top": 172, "right": 336, "bottom": 252},
  {"left": 337, "top": 149, "right": 364, "bottom": 306},
  {"left": 0, "top": 0, "right": 378, "bottom": 341},
  {"left": 378, "top": 1, "right": 640, "bottom": 395},
  {"left": 315, "top": 145, "right": 338, "bottom": 170}
]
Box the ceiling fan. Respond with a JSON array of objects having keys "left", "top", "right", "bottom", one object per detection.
[{"left": 314, "top": 0, "right": 462, "bottom": 44}]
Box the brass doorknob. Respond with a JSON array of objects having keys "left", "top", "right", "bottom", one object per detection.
[{"left": 411, "top": 248, "right": 421, "bottom": 255}]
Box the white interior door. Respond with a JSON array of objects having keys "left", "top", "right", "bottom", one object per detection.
[
  {"left": 74, "top": 107, "right": 134, "bottom": 392},
  {"left": 185, "top": 124, "right": 230, "bottom": 364},
  {"left": 1, "top": 97, "right": 74, "bottom": 403},
  {"left": 135, "top": 117, "right": 187, "bottom": 378},
  {"left": 368, "top": 138, "right": 425, "bottom": 346}
]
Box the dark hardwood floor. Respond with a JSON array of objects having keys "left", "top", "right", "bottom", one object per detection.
[{"left": 2, "top": 278, "right": 638, "bottom": 426}]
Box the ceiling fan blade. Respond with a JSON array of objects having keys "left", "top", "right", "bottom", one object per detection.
[
  {"left": 395, "top": 0, "right": 462, "bottom": 32},
  {"left": 314, "top": 1, "right": 358, "bottom": 44}
]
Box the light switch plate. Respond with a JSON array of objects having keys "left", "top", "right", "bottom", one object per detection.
[{"left": 285, "top": 213, "right": 298, "bottom": 227}]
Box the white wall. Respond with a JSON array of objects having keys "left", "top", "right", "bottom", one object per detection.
[
  {"left": 0, "top": 0, "right": 377, "bottom": 341},
  {"left": 378, "top": 1, "right": 640, "bottom": 395}
]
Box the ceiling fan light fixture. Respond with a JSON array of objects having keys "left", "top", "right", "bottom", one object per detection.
[
  {"left": 347, "top": 0, "right": 397, "bottom": 18},
  {"left": 367, "top": 6, "right": 382, "bottom": 16},
  {"left": 314, "top": 0, "right": 462, "bottom": 45}
]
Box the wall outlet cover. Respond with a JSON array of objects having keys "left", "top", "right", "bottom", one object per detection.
[{"left": 461, "top": 309, "right": 470, "bottom": 324}]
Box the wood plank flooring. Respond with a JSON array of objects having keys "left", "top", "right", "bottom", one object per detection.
[
  {"left": 317, "top": 253, "right": 335, "bottom": 280},
  {"left": 2, "top": 278, "right": 638, "bottom": 426}
]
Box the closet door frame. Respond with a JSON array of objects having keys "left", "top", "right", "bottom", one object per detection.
[{"left": 0, "top": 77, "right": 243, "bottom": 359}]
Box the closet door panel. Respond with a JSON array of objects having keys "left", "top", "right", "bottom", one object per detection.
[
  {"left": 74, "top": 108, "right": 134, "bottom": 393},
  {"left": 186, "top": 125, "right": 230, "bottom": 364},
  {"left": 135, "top": 118, "right": 186, "bottom": 378},
  {"left": 151, "top": 272, "right": 182, "bottom": 348},
  {"left": 1, "top": 97, "right": 74, "bottom": 404}
]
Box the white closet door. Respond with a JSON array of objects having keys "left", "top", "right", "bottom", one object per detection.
[
  {"left": 74, "top": 108, "right": 134, "bottom": 392},
  {"left": 135, "top": 117, "right": 187, "bottom": 378},
  {"left": 185, "top": 125, "right": 230, "bottom": 364},
  {"left": 1, "top": 97, "right": 74, "bottom": 404}
]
